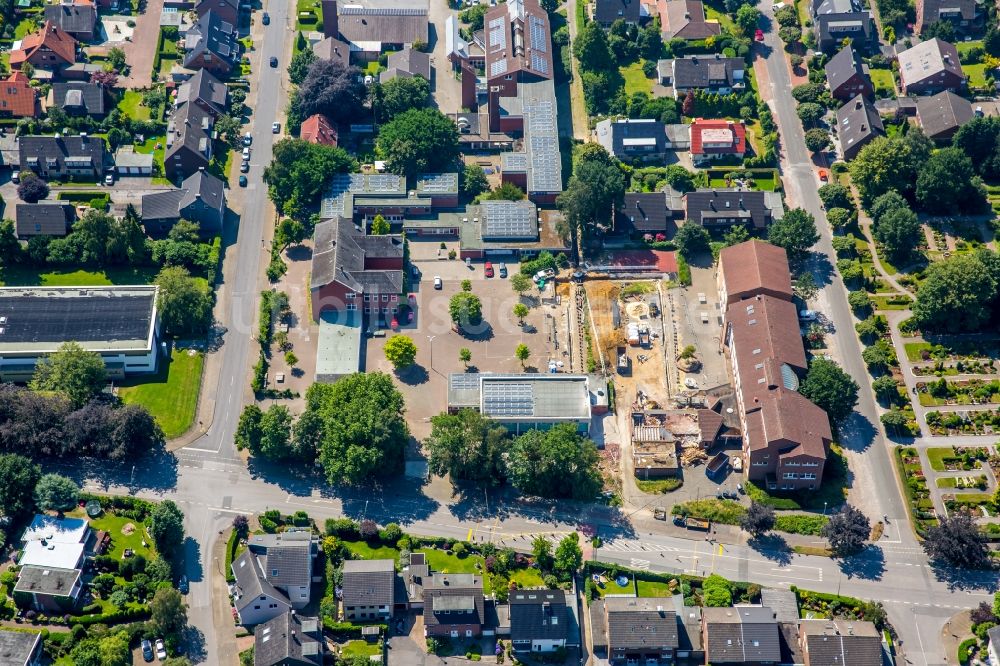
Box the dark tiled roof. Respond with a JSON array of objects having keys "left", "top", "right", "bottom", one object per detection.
[
  {"left": 18, "top": 134, "right": 106, "bottom": 173},
  {"left": 166, "top": 101, "right": 214, "bottom": 169},
  {"left": 184, "top": 10, "right": 238, "bottom": 68},
  {"left": 619, "top": 191, "right": 682, "bottom": 232},
  {"left": 175, "top": 68, "right": 228, "bottom": 115},
  {"left": 685, "top": 189, "right": 772, "bottom": 229},
  {"left": 423, "top": 573, "right": 484, "bottom": 628},
  {"left": 337, "top": 0, "right": 429, "bottom": 46},
  {"left": 595, "top": 0, "right": 641, "bottom": 23},
  {"left": 509, "top": 590, "right": 570, "bottom": 643},
  {"left": 313, "top": 36, "right": 351, "bottom": 68},
  {"left": 44, "top": 2, "right": 96, "bottom": 36},
  {"left": 15, "top": 203, "right": 73, "bottom": 236},
  {"left": 671, "top": 55, "right": 744, "bottom": 89},
  {"left": 604, "top": 597, "right": 679, "bottom": 651},
  {"left": 916, "top": 90, "right": 974, "bottom": 139},
  {"left": 52, "top": 82, "right": 106, "bottom": 115},
  {"left": 380, "top": 46, "right": 430, "bottom": 81},
  {"left": 663, "top": 0, "right": 721, "bottom": 39},
  {"left": 254, "top": 612, "right": 323, "bottom": 666},
  {"left": 311, "top": 217, "right": 404, "bottom": 294},
  {"left": 13, "top": 565, "right": 80, "bottom": 597},
  {"left": 799, "top": 619, "right": 882, "bottom": 666},
  {"left": 919, "top": 0, "right": 977, "bottom": 27},
  {"left": 263, "top": 544, "right": 312, "bottom": 588},
  {"left": 143, "top": 170, "right": 224, "bottom": 224},
  {"left": 0, "top": 629, "right": 41, "bottom": 666},
  {"left": 342, "top": 559, "right": 396, "bottom": 609},
  {"left": 596, "top": 118, "right": 666, "bottom": 158},
  {"left": 703, "top": 606, "right": 781, "bottom": 664},
  {"left": 824, "top": 46, "right": 868, "bottom": 96},
  {"left": 836, "top": 94, "right": 884, "bottom": 158}
]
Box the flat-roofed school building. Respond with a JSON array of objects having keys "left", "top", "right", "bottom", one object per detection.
[{"left": 0, "top": 285, "right": 161, "bottom": 382}]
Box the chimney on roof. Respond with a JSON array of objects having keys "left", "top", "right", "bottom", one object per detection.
[{"left": 861, "top": 124, "right": 867, "bottom": 131}]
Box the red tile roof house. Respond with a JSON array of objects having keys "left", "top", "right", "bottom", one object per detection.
[
  {"left": 10, "top": 22, "right": 78, "bottom": 73},
  {"left": 300, "top": 114, "right": 339, "bottom": 146},
  {"left": 0, "top": 72, "right": 38, "bottom": 118},
  {"left": 690, "top": 118, "right": 746, "bottom": 165},
  {"left": 719, "top": 240, "right": 832, "bottom": 491}
]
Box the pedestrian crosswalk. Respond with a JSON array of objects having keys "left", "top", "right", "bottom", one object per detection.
[{"left": 599, "top": 539, "right": 682, "bottom": 554}]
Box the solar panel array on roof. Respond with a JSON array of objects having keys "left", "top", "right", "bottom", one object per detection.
[
  {"left": 529, "top": 16, "right": 547, "bottom": 52},
  {"left": 489, "top": 18, "right": 506, "bottom": 49},
  {"left": 530, "top": 52, "right": 548, "bottom": 74},
  {"left": 490, "top": 58, "right": 508, "bottom": 76},
  {"left": 367, "top": 174, "right": 404, "bottom": 193},
  {"left": 341, "top": 6, "right": 426, "bottom": 15},
  {"left": 451, "top": 373, "right": 480, "bottom": 390},
  {"left": 483, "top": 382, "right": 534, "bottom": 416},
  {"left": 419, "top": 173, "right": 458, "bottom": 193},
  {"left": 0, "top": 289, "right": 155, "bottom": 345},
  {"left": 482, "top": 201, "right": 537, "bottom": 240}
]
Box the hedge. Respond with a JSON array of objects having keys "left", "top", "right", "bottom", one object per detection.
[
  {"left": 959, "top": 637, "right": 977, "bottom": 664},
  {"left": 78, "top": 493, "right": 155, "bottom": 522},
  {"left": 324, "top": 620, "right": 387, "bottom": 640},
  {"left": 57, "top": 191, "right": 110, "bottom": 207},
  {"left": 225, "top": 529, "right": 240, "bottom": 583}
]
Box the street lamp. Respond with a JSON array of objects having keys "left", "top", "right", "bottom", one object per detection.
[{"left": 823, "top": 501, "right": 828, "bottom": 516}]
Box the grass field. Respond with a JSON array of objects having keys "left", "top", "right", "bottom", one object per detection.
[
  {"left": 0, "top": 266, "right": 159, "bottom": 287},
  {"left": 868, "top": 68, "right": 895, "bottom": 95},
  {"left": 509, "top": 568, "right": 546, "bottom": 588},
  {"left": 14, "top": 18, "right": 37, "bottom": 40},
  {"left": 118, "top": 90, "right": 150, "bottom": 121},
  {"left": 620, "top": 61, "right": 652, "bottom": 96},
  {"left": 926, "top": 447, "right": 958, "bottom": 472},
  {"left": 963, "top": 63, "right": 989, "bottom": 88},
  {"left": 636, "top": 580, "right": 675, "bottom": 597},
  {"left": 69, "top": 508, "right": 154, "bottom": 561},
  {"left": 904, "top": 342, "right": 932, "bottom": 361},
  {"left": 119, "top": 347, "right": 204, "bottom": 439},
  {"left": 134, "top": 136, "right": 167, "bottom": 179},
  {"left": 342, "top": 641, "right": 380, "bottom": 659},
  {"left": 418, "top": 547, "right": 479, "bottom": 574},
  {"left": 343, "top": 540, "right": 400, "bottom": 562},
  {"left": 595, "top": 577, "right": 635, "bottom": 597}
]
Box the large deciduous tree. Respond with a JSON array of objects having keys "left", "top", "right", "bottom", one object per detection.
[
  {"left": 425, "top": 409, "right": 508, "bottom": 485},
  {"left": 557, "top": 143, "right": 625, "bottom": 250},
  {"left": 505, "top": 424, "right": 601, "bottom": 500},
  {"left": 0, "top": 454, "right": 41, "bottom": 520},
  {"left": 922, "top": 512, "right": 991, "bottom": 568},
  {"left": 822, "top": 504, "right": 870, "bottom": 557},
  {"left": 674, "top": 223, "right": 711, "bottom": 259},
  {"left": 307, "top": 373, "right": 409, "bottom": 485},
  {"left": 372, "top": 76, "right": 430, "bottom": 123},
  {"left": 264, "top": 138, "right": 356, "bottom": 217},
  {"left": 154, "top": 266, "right": 213, "bottom": 336},
  {"left": 29, "top": 341, "right": 107, "bottom": 408},
  {"left": 384, "top": 335, "right": 418, "bottom": 369},
  {"left": 916, "top": 146, "right": 984, "bottom": 214},
  {"left": 872, "top": 206, "right": 921, "bottom": 263},
  {"left": 150, "top": 587, "right": 188, "bottom": 636},
  {"left": 553, "top": 533, "right": 583, "bottom": 580},
  {"left": 740, "top": 501, "right": 776, "bottom": 537},
  {"left": 149, "top": 500, "right": 186, "bottom": 558},
  {"left": 449, "top": 292, "right": 483, "bottom": 328},
  {"left": 34, "top": 473, "right": 79, "bottom": 512},
  {"left": 849, "top": 133, "right": 931, "bottom": 207},
  {"left": 295, "top": 58, "right": 367, "bottom": 125},
  {"left": 376, "top": 108, "right": 460, "bottom": 178},
  {"left": 912, "top": 251, "right": 999, "bottom": 333},
  {"left": 767, "top": 208, "right": 819, "bottom": 263},
  {"left": 798, "top": 358, "right": 859, "bottom": 425}
]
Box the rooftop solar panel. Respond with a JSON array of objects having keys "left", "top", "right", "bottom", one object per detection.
[
  {"left": 482, "top": 201, "right": 537, "bottom": 240},
  {"left": 0, "top": 289, "right": 156, "bottom": 345},
  {"left": 482, "top": 382, "right": 534, "bottom": 416},
  {"left": 490, "top": 58, "right": 508, "bottom": 76},
  {"left": 418, "top": 173, "right": 458, "bottom": 193},
  {"left": 529, "top": 16, "right": 547, "bottom": 52},
  {"left": 530, "top": 52, "right": 548, "bottom": 74}
]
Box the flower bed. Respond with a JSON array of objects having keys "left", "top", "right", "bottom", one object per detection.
[
  {"left": 916, "top": 379, "right": 1000, "bottom": 406},
  {"left": 927, "top": 409, "right": 1000, "bottom": 435}
]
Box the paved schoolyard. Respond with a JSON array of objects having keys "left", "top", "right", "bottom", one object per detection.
[{"left": 365, "top": 264, "right": 568, "bottom": 440}]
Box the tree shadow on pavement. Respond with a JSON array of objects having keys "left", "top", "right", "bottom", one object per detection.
[
  {"left": 837, "top": 545, "right": 886, "bottom": 580},
  {"left": 748, "top": 533, "right": 792, "bottom": 565},
  {"left": 179, "top": 625, "right": 207, "bottom": 664},
  {"left": 837, "top": 412, "right": 877, "bottom": 454},
  {"left": 930, "top": 560, "right": 1000, "bottom": 592},
  {"left": 396, "top": 364, "right": 430, "bottom": 385}
]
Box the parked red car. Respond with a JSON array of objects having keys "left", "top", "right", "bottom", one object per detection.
[
  {"left": 484, "top": 262, "right": 494, "bottom": 278},
  {"left": 754, "top": 29, "right": 765, "bottom": 41}
]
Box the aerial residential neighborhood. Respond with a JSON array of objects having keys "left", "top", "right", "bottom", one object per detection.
[{"left": 0, "top": 0, "right": 998, "bottom": 660}]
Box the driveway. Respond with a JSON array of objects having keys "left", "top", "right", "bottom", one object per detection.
[
  {"left": 121, "top": 0, "right": 164, "bottom": 87},
  {"left": 427, "top": 0, "right": 464, "bottom": 114}
]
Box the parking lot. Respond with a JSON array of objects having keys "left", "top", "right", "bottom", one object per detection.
[{"left": 365, "top": 254, "right": 575, "bottom": 440}]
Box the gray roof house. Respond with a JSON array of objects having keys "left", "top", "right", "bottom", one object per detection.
[
  {"left": 824, "top": 45, "right": 872, "bottom": 100},
  {"left": 231, "top": 550, "right": 292, "bottom": 626},
  {"left": 660, "top": 55, "right": 745, "bottom": 99},
  {"left": 50, "top": 82, "right": 107, "bottom": 117},
  {"left": 916, "top": 89, "right": 974, "bottom": 142},
  {"left": 141, "top": 170, "right": 226, "bottom": 234},
  {"left": 811, "top": 0, "right": 876, "bottom": 52},
  {"left": 18, "top": 133, "right": 106, "bottom": 180},
  {"left": 165, "top": 100, "right": 214, "bottom": 180},
  {"left": 114, "top": 145, "right": 155, "bottom": 176},
  {"left": 917, "top": 0, "right": 981, "bottom": 35},
  {"left": 836, "top": 94, "right": 884, "bottom": 160},
  {"left": 423, "top": 572, "right": 486, "bottom": 638},
  {"left": 380, "top": 46, "right": 431, "bottom": 82},
  {"left": 595, "top": 118, "right": 667, "bottom": 162},
  {"left": 44, "top": 0, "right": 97, "bottom": 41},
  {"left": 591, "top": 597, "right": 680, "bottom": 664},
  {"left": 685, "top": 189, "right": 780, "bottom": 230},
  {"left": 313, "top": 35, "right": 351, "bottom": 68},
  {"left": 183, "top": 10, "right": 238, "bottom": 75},
  {"left": 14, "top": 203, "right": 74, "bottom": 238},
  {"left": 617, "top": 189, "right": 684, "bottom": 235},
  {"left": 175, "top": 68, "right": 228, "bottom": 117},
  {"left": 661, "top": 0, "right": 721, "bottom": 39},
  {"left": 702, "top": 606, "right": 781, "bottom": 664},
  {"left": 329, "top": 0, "right": 430, "bottom": 53},
  {"left": 798, "top": 619, "right": 882, "bottom": 666},
  {"left": 897, "top": 38, "right": 966, "bottom": 95},
  {"left": 254, "top": 612, "right": 323, "bottom": 666},
  {"left": 595, "top": 0, "right": 642, "bottom": 26},
  {"left": 509, "top": 590, "right": 574, "bottom": 653},
  {"left": 0, "top": 628, "right": 43, "bottom": 666},
  {"left": 342, "top": 559, "right": 396, "bottom": 621}
]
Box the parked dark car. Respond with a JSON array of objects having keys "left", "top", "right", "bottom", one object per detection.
[
  {"left": 262, "top": 11, "right": 270, "bottom": 23},
  {"left": 239, "top": 175, "right": 248, "bottom": 187}
]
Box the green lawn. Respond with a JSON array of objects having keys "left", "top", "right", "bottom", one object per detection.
[
  {"left": 509, "top": 568, "right": 546, "bottom": 588},
  {"left": 636, "top": 478, "right": 682, "bottom": 493},
  {"left": 595, "top": 576, "right": 635, "bottom": 597},
  {"left": 936, "top": 477, "right": 957, "bottom": 488},
  {"left": 417, "top": 548, "right": 480, "bottom": 574},
  {"left": 704, "top": 3, "right": 735, "bottom": 33},
  {"left": 158, "top": 55, "right": 178, "bottom": 79},
  {"left": 869, "top": 68, "right": 895, "bottom": 95},
  {"left": 343, "top": 541, "right": 400, "bottom": 563},
  {"left": 134, "top": 136, "right": 166, "bottom": 179},
  {"left": 620, "top": 61, "right": 652, "bottom": 96},
  {"left": 0, "top": 266, "right": 159, "bottom": 287},
  {"left": 69, "top": 509, "right": 154, "bottom": 561},
  {"left": 904, "top": 342, "right": 932, "bottom": 361},
  {"left": 927, "top": 447, "right": 957, "bottom": 472},
  {"left": 342, "top": 641, "right": 380, "bottom": 659},
  {"left": 118, "top": 90, "right": 150, "bottom": 121},
  {"left": 118, "top": 347, "right": 204, "bottom": 439},
  {"left": 963, "top": 63, "right": 990, "bottom": 88},
  {"left": 636, "top": 580, "right": 675, "bottom": 597}
]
